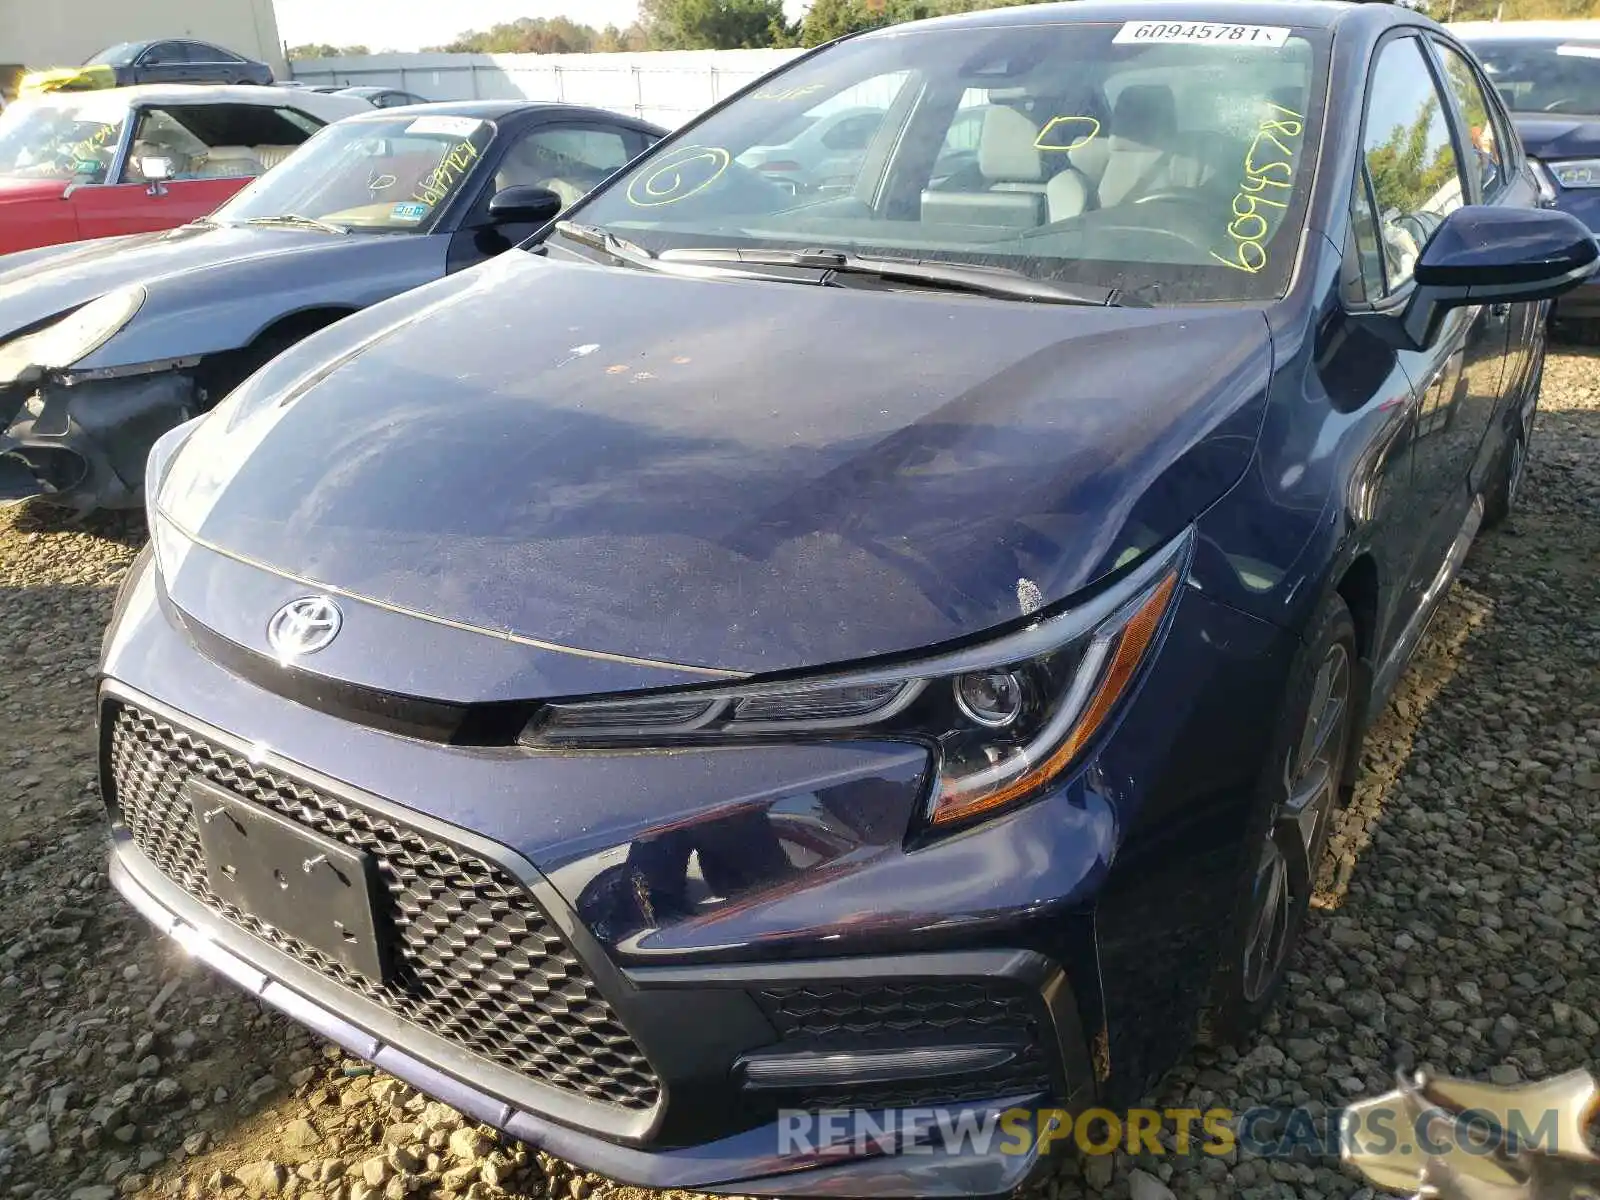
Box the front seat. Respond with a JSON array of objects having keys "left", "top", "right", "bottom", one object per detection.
[
  {"left": 920, "top": 105, "right": 1053, "bottom": 230},
  {"left": 1049, "top": 84, "right": 1199, "bottom": 220}
]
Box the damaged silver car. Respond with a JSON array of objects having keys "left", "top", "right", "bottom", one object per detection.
[{"left": 0, "top": 99, "right": 662, "bottom": 511}]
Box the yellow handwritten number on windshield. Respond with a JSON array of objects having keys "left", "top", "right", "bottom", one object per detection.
[{"left": 1209, "top": 103, "right": 1303, "bottom": 275}]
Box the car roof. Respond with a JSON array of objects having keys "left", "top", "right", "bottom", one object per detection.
[
  {"left": 1450, "top": 19, "right": 1600, "bottom": 40},
  {"left": 855, "top": 0, "right": 1418, "bottom": 35},
  {"left": 19, "top": 84, "right": 369, "bottom": 120}
]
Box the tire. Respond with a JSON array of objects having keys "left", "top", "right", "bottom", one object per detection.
[
  {"left": 1197, "top": 592, "right": 1360, "bottom": 1046},
  {"left": 1482, "top": 368, "right": 1540, "bottom": 531}
]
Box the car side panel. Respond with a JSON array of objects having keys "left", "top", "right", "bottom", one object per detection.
[
  {"left": 69, "top": 235, "right": 454, "bottom": 371},
  {"left": 0, "top": 197, "right": 81, "bottom": 256},
  {"left": 72, "top": 180, "right": 250, "bottom": 241}
]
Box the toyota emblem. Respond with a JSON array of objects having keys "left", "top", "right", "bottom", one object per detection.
[{"left": 267, "top": 595, "right": 343, "bottom": 658}]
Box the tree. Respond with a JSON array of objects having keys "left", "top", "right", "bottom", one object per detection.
[
  {"left": 427, "top": 17, "right": 599, "bottom": 54},
  {"left": 287, "top": 43, "right": 371, "bottom": 59},
  {"left": 639, "top": 0, "right": 790, "bottom": 49},
  {"left": 596, "top": 23, "right": 654, "bottom": 52},
  {"left": 798, "top": 0, "right": 1061, "bottom": 48}
]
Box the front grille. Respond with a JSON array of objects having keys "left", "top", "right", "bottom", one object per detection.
[
  {"left": 106, "top": 702, "right": 660, "bottom": 1111},
  {"left": 754, "top": 980, "right": 1054, "bottom": 1109}
]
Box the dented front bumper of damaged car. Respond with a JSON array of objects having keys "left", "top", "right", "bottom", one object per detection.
[{"left": 0, "top": 361, "right": 201, "bottom": 512}]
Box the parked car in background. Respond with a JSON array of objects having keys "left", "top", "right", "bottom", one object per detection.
[
  {"left": 97, "top": 2, "right": 1596, "bottom": 1197},
  {"left": 736, "top": 104, "right": 888, "bottom": 192},
  {"left": 0, "top": 101, "right": 664, "bottom": 511},
  {"left": 0, "top": 85, "right": 369, "bottom": 255},
  {"left": 1454, "top": 20, "right": 1600, "bottom": 334},
  {"left": 337, "top": 87, "right": 432, "bottom": 109},
  {"left": 82, "top": 40, "right": 275, "bottom": 87}
]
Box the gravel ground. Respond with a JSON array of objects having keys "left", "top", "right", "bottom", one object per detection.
[{"left": 0, "top": 347, "right": 1596, "bottom": 1200}]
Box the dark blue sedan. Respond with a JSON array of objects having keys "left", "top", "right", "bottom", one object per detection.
[{"left": 98, "top": 2, "right": 1596, "bottom": 1197}]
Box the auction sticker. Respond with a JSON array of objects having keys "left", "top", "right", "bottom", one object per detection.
[
  {"left": 391, "top": 202, "right": 430, "bottom": 222},
  {"left": 1114, "top": 21, "right": 1291, "bottom": 46},
  {"left": 406, "top": 116, "right": 485, "bottom": 138}
]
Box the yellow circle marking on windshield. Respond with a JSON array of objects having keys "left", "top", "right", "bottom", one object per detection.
[
  {"left": 1209, "top": 101, "right": 1303, "bottom": 275},
  {"left": 1035, "top": 116, "right": 1100, "bottom": 152},
  {"left": 627, "top": 145, "right": 731, "bottom": 208}
]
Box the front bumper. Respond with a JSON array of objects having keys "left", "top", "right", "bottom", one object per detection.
[
  {"left": 0, "top": 371, "right": 196, "bottom": 510},
  {"left": 98, "top": 533, "right": 1294, "bottom": 1195},
  {"left": 110, "top": 837, "right": 1060, "bottom": 1197}
]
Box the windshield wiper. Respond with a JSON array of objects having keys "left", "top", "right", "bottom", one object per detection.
[
  {"left": 655, "top": 246, "right": 1123, "bottom": 306},
  {"left": 244, "top": 214, "right": 347, "bottom": 235},
  {"left": 553, "top": 221, "right": 659, "bottom": 269}
]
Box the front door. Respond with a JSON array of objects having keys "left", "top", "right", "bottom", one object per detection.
[
  {"left": 1359, "top": 33, "right": 1508, "bottom": 604},
  {"left": 71, "top": 178, "right": 247, "bottom": 240},
  {"left": 1430, "top": 35, "right": 1543, "bottom": 493}
]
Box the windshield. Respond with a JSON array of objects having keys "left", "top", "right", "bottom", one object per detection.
[
  {"left": 565, "top": 19, "right": 1326, "bottom": 304},
  {"left": 212, "top": 114, "right": 495, "bottom": 232},
  {"left": 1464, "top": 37, "right": 1600, "bottom": 117},
  {"left": 85, "top": 43, "right": 138, "bottom": 67},
  {"left": 0, "top": 95, "right": 128, "bottom": 182}
]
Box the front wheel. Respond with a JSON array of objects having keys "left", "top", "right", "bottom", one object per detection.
[
  {"left": 1198, "top": 593, "right": 1359, "bottom": 1045},
  {"left": 1483, "top": 379, "right": 1539, "bottom": 530}
]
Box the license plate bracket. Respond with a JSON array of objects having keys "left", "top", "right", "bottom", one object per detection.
[{"left": 189, "top": 777, "right": 391, "bottom": 985}]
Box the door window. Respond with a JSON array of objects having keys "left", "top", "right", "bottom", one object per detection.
[
  {"left": 492, "top": 125, "right": 632, "bottom": 209},
  {"left": 122, "top": 104, "right": 323, "bottom": 183},
  {"left": 1361, "top": 36, "right": 1467, "bottom": 293},
  {"left": 1347, "top": 167, "right": 1387, "bottom": 304},
  {"left": 139, "top": 43, "right": 186, "bottom": 66},
  {"left": 1433, "top": 40, "right": 1509, "bottom": 201}
]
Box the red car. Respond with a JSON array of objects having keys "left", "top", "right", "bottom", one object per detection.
[{"left": 0, "top": 85, "right": 370, "bottom": 256}]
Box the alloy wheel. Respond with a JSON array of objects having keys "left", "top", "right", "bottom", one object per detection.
[{"left": 1240, "top": 642, "right": 1351, "bottom": 1002}]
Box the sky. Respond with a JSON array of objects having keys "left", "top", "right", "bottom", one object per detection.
[{"left": 273, "top": 0, "right": 811, "bottom": 51}]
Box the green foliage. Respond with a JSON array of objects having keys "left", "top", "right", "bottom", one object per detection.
[
  {"left": 286, "top": 44, "right": 371, "bottom": 59},
  {"left": 1366, "top": 96, "right": 1459, "bottom": 217},
  {"left": 798, "top": 0, "right": 1061, "bottom": 47},
  {"left": 640, "top": 0, "right": 792, "bottom": 49},
  {"left": 426, "top": 17, "right": 602, "bottom": 54}
]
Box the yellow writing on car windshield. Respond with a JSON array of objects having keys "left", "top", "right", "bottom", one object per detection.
[
  {"left": 411, "top": 138, "right": 481, "bottom": 206},
  {"left": 626, "top": 145, "right": 731, "bottom": 208},
  {"left": 752, "top": 83, "right": 827, "bottom": 102},
  {"left": 1035, "top": 116, "right": 1100, "bottom": 152},
  {"left": 1210, "top": 101, "right": 1303, "bottom": 275}
]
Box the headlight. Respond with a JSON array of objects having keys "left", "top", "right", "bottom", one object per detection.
[
  {"left": 1546, "top": 158, "right": 1600, "bottom": 190},
  {"left": 522, "top": 528, "right": 1191, "bottom": 832},
  {"left": 0, "top": 286, "right": 146, "bottom": 375}
]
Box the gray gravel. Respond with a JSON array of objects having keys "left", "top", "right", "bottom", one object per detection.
[{"left": 1, "top": 347, "right": 1596, "bottom": 1200}]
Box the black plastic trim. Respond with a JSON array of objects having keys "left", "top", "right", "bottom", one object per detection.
[{"left": 98, "top": 679, "right": 668, "bottom": 1144}]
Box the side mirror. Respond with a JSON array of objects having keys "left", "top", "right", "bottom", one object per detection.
[
  {"left": 1384, "top": 205, "right": 1599, "bottom": 351},
  {"left": 487, "top": 185, "right": 563, "bottom": 226}
]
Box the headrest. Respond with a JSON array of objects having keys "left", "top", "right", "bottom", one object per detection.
[
  {"left": 1112, "top": 85, "right": 1177, "bottom": 145},
  {"left": 978, "top": 105, "right": 1044, "bottom": 182}
]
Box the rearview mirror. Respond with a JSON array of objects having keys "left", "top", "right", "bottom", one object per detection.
[
  {"left": 1382, "top": 205, "right": 1599, "bottom": 351},
  {"left": 487, "top": 185, "right": 563, "bottom": 226}
]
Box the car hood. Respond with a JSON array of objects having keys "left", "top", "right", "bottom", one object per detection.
[
  {"left": 0, "top": 222, "right": 404, "bottom": 340},
  {"left": 157, "top": 251, "right": 1274, "bottom": 679},
  {"left": 0, "top": 176, "right": 70, "bottom": 206},
  {"left": 1509, "top": 113, "right": 1600, "bottom": 160}
]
